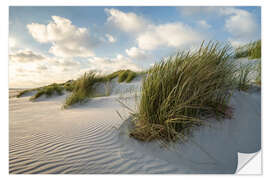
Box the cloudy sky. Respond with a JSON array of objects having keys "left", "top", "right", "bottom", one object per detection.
[{"left": 9, "top": 6, "right": 261, "bottom": 88}]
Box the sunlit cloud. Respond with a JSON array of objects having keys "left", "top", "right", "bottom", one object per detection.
[{"left": 27, "top": 16, "right": 98, "bottom": 58}]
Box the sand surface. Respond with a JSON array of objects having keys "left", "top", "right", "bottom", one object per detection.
[{"left": 9, "top": 77, "right": 261, "bottom": 174}]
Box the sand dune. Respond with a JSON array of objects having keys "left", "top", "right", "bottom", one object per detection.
[{"left": 9, "top": 78, "right": 261, "bottom": 174}]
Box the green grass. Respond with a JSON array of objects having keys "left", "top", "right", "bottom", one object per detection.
[
  {"left": 255, "top": 62, "right": 261, "bottom": 86},
  {"left": 63, "top": 70, "right": 141, "bottom": 107},
  {"left": 30, "top": 83, "right": 64, "bottom": 101},
  {"left": 125, "top": 71, "right": 137, "bottom": 83},
  {"left": 234, "top": 40, "right": 261, "bottom": 87},
  {"left": 64, "top": 72, "right": 101, "bottom": 107},
  {"left": 106, "top": 70, "right": 125, "bottom": 81},
  {"left": 118, "top": 70, "right": 129, "bottom": 83},
  {"left": 16, "top": 89, "right": 33, "bottom": 98},
  {"left": 234, "top": 40, "right": 261, "bottom": 59},
  {"left": 63, "top": 80, "right": 75, "bottom": 92},
  {"left": 126, "top": 42, "right": 238, "bottom": 142},
  {"left": 105, "top": 70, "right": 139, "bottom": 83},
  {"left": 237, "top": 63, "right": 254, "bottom": 91},
  {"left": 16, "top": 69, "right": 141, "bottom": 107}
]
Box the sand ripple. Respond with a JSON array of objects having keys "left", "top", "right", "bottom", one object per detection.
[{"left": 9, "top": 86, "right": 181, "bottom": 174}]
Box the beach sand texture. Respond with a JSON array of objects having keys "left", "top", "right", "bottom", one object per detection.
[{"left": 9, "top": 77, "right": 261, "bottom": 174}]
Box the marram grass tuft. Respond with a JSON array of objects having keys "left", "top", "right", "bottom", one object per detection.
[{"left": 128, "top": 42, "right": 238, "bottom": 142}]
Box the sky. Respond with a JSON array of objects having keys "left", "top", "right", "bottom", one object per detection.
[{"left": 9, "top": 6, "right": 261, "bottom": 88}]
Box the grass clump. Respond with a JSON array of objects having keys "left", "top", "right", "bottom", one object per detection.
[
  {"left": 125, "top": 71, "right": 137, "bottom": 83},
  {"left": 105, "top": 70, "right": 138, "bottom": 83},
  {"left": 30, "top": 83, "right": 64, "bottom": 101},
  {"left": 234, "top": 40, "right": 261, "bottom": 59},
  {"left": 128, "top": 42, "right": 237, "bottom": 142},
  {"left": 118, "top": 70, "right": 130, "bottom": 83},
  {"left": 256, "top": 62, "right": 261, "bottom": 86},
  {"left": 63, "top": 80, "right": 75, "bottom": 92},
  {"left": 64, "top": 72, "right": 100, "bottom": 107},
  {"left": 117, "top": 70, "right": 138, "bottom": 83},
  {"left": 237, "top": 64, "right": 254, "bottom": 91},
  {"left": 16, "top": 89, "right": 33, "bottom": 98},
  {"left": 106, "top": 70, "right": 125, "bottom": 81}
]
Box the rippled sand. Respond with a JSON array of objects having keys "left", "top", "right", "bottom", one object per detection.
[{"left": 9, "top": 79, "right": 261, "bottom": 174}]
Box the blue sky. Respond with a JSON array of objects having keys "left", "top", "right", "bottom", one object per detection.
[{"left": 9, "top": 6, "right": 261, "bottom": 88}]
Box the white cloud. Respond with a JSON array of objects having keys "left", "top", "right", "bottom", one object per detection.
[
  {"left": 228, "top": 38, "right": 251, "bottom": 48},
  {"left": 105, "top": 8, "right": 205, "bottom": 51},
  {"left": 224, "top": 9, "right": 258, "bottom": 39},
  {"left": 137, "top": 23, "right": 204, "bottom": 50},
  {"left": 9, "top": 50, "right": 45, "bottom": 63},
  {"left": 105, "top": 8, "right": 148, "bottom": 33},
  {"left": 125, "top": 47, "right": 148, "bottom": 60},
  {"left": 179, "top": 7, "right": 259, "bottom": 46},
  {"left": 9, "top": 37, "right": 17, "bottom": 49},
  {"left": 37, "top": 65, "right": 48, "bottom": 71},
  {"left": 197, "top": 20, "right": 211, "bottom": 29},
  {"left": 85, "top": 54, "right": 142, "bottom": 75},
  {"left": 51, "top": 58, "right": 81, "bottom": 67},
  {"left": 9, "top": 50, "right": 85, "bottom": 88},
  {"left": 105, "top": 34, "right": 116, "bottom": 43},
  {"left": 27, "top": 16, "right": 96, "bottom": 58},
  {"left": 9, "top": 48, "right": 142, "bottom": 88}
]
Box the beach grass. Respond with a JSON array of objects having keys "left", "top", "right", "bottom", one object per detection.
[
  {"left": 125, "top": 71, "right": 137, "bottom": 83},
  {"left": 255, "top": 62, "right": 261, "bottom": 86},
  {"left": 127, "top": 42, "right": 238, "bottom": 142},
  {"left": 30, "top": 83, "right": 64, "bottom": 101},
  {"left": 118, "top": 70, "right": 137, "bottom": 83},
  {"left": 118, "top": 70, "right": 129, "bottom": 83},
  {"left": 16, "top": 69, "right": 140, "bottom": 107},
  {"left": 234, "top": 40, "right": 261, "bottom": 59},
  {"left": 63, "top": 80, "right": 75, "bottom": 92},
  {"left": 106, "top": 70, "right": 124, "bottom": 81},
  {"left": 64, "top": 72, "right": 100, "bottom": 107},
  {"left": 234, "top": 40, "right": 261, "bottom": 87},
  {"left": 105, "top": 70, "right": 139, "bottom": 83},
  {"left": 16, "top": 89, "right": 33, "bottom": 98},
  {"left": 237, "top": 63, "right": 254, "bottom": 91}
]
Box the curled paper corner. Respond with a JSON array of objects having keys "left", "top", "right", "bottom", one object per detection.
[{"left": 236, "top": 151, "right": 262, "bottom": 174}]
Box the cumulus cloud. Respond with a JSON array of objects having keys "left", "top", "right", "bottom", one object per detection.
[
  {"left": 9, "top": 47, "right": 141, "bottom": 87},
  {"left": 9, "top": 49, "right": 81, "bottom": 68},
  {"left": 27, "top": 16, "right": 97, "bottom": 58},
  {"left": 51, "top": 58, "right": 81, "bottom": 67},
  {"left": 137, "top": 23, "right": 204, "bottom": 50},
  {"left": 180, "top": 7, "right": 258, "bottom": 39},
  {"left": 9, "top": 50, "right": 86, "bottom": 88},
  {"left": 219, "top": 8, "right": 259, "bottom": 47},
  {"left": 9, "top": 50, "right": 45, "bottom": 63},
  {"left": 224, "top": 9, "right": 258, "bottom": 39},
  {"left": 197, "top": 20, "right": 211, "bottom": 29},
  {"left": 179, "top": 7, "right": 259, "bottom": 48},
  {"left": 125, "top": 47, "right": 148, "bottom": 60},
  {"left": 105, "top": 8, "right": 205, "bottom": 51},
  {"left": 105, "top": 34, "right": 116, "bottom": 43},
  {"left": 105, "top": 8, "right": 148, "bottom": 33}
]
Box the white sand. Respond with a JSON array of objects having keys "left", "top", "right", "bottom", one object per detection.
[{"left": 9, "top": 76, "right": 261, "bottom": 174}]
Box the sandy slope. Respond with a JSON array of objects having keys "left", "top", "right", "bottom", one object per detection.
[{"left": 9, "top": 76, "right": 261, "bottom": 174}]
